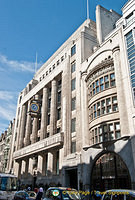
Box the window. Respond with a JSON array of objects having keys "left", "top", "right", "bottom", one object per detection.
[
  {"left": 53, "top": 64, "right": 55, "bottom": 69},
  {"left": 57, "top": 128, "right": 61, "bottom": 133},
  {"left": 57, "top": 108, "right": 61, "bottom": 120},
  {"left": 71, "top": 141, "right": 76, "bottom": 153},
  {"left": 57, "top": 60, "right": 59, "bottom": 66},
  {"left": 71, "top": 97, "right": 76, "bottom": 111},
  {"left": 61, "top": 56, "right": 64, "bottom": 62},
  {"left": 71, "top": 61, "right": 76, "bottom": 73},
  {"left": 56, "top": 151, "right": 59, "bottom": 175},
  {"left": 71, "top": 78, "right": 76, "bottom": 91},
  {"left": 57, "top": 91, "right": 61, "bottom": 104},
  {"left": 48, "top": 98, "right": 51, "bottom": 109},
  {"left": 45, "top": 154, "right": 48, "bottom": 176},
  {"left": 71, "top": 45, "right": 76, "bottom": 56},
  {"left": 71, "top": 118, "right": 76, "bottom": 133},
  {"left": 47, "top": 114, "right": 50, "bottom": 125}
]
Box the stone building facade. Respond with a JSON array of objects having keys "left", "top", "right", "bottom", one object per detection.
[
  {"left": 0, "top": 120, "right": 15, "bottom": 173},
  {"left": 12, "top": 0, "right": 135, "bottom": 191}
]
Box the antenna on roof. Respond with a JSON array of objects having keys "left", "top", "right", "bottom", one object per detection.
[
  {"left": 35, "top": 52, "right": 38, "bottom": 73},
  {"left": 87, "top": 0, "right": 89, "bottom": 19}
]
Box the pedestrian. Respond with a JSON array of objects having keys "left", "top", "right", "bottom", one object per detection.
[{"left": 35, "top": 187, "right": 43, "bottom": 200}]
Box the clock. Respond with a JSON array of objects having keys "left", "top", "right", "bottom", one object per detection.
[{"left": 30, "top": 103, "right": 39, "bottom": 112}]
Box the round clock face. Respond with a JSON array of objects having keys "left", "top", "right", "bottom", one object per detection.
[{"left": 30, "top": 103, "right": 39, "bottom": 112}]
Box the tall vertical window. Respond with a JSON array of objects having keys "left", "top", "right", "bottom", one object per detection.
[
  {"left": 57, "top": 108, "right": 61, "bottom": 120},
  {"left": 71, "top": 78, "right": 76, "bottom": 91},
  {"left": 71, "top": 118, "right": 76, "bottom": 133},
  {"left": 45, "top": 154, "right": 48, "bottom": 176},
  {"left": 71, "top": 141, "right": 76, "bottom": 153},
  {"left": 71, "top": 61, "right": 76, "bottom": 73},
  {"left": 125, "top": 31, "right": 135, "bottom": 99},
  {"left": 56, "top": 151, "right": 59, "bottom": 175},
  {"left": 71, "top": 97, "right": 76, "bottom": 111},
  {"left": 71, "top": 45, "right": 76, "bottom": 56}
]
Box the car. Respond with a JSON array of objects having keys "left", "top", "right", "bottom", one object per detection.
[
  {"left": 43, "top": 187, "right": 81, "bottom": 200},
  {"left": 14, "top": 190, "right": 36, "bottom": 200},
  {"left": 101, "top": 189, "right": 135, "bottom": 200}
]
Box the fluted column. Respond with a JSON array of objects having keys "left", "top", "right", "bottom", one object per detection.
[
  {"left": 50, "top": 79, "right": 57, "bottom": 136},
  {"left": 40, "top": 87, "right": 48, "bottom": 140},
  {"left": 18, "top": 104, "right": 27, "bottom": 149},
  {"left": 112, "top": 46, "right": 129, "bottom": 135},
  {"left": 31, "top": 118, "right": 38, "bottom": 144},
  {"left": 24, "top": 101, "right": 31, "bottom": 146}
]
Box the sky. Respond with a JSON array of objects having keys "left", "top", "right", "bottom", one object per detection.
[{"left": 0, "top": 0, "right": 127, "bottom": 134}]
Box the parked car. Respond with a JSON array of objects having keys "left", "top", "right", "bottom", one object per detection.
[
  {"left": 43, "top": 187, "right": 81, "bottom": 200},
  {"left": 14, "top": 190, "right": 36, "bottom": 200},
  {"left": 101, "top": 189, "right": 135, "bottom": 200}
]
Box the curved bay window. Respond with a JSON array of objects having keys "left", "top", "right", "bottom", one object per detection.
[{"left": 91, "top": 152, "right": 131, "bottom": 191}]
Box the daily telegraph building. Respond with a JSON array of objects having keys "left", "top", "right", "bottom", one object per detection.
[{"left": 11, "top": 0, "right": 135, "bottom": 191}]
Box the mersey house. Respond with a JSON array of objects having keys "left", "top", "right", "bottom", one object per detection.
[{"left": 11, "top": 0, "right": 135, "bottom": 191}]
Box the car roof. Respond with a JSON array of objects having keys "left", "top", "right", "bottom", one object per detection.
[
  {"left": 48, "top": 187, "right": 77, "bottom": 191},
  {"left": 104, "top": 189, "right": 135, "bottom": 194}
]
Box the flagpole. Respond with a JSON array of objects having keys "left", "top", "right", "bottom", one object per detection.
[{"left": 87, "top": 0, "right": 89, "bottom": 19}]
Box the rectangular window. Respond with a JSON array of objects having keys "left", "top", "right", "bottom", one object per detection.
[
  {"left": 71, "top": 118, "right": 76, "bottom": 133},
  {"left": 45, "top": 154, "right": 48, "bottom": 176},
  {"left": 71, "top": 97, "right": 76, "bottom": 111},
  {"left": 57, "top": 91, "right": 61, "bottom": 104},
  {"left": 71, "top": 141, "right": 76, "bottom": 153},
  {"left": 71, "top": 78, "right": 76, "bottom": 91},
  {"left": 47, "top": 114, "right": 50, "bottom": 125},
  {"left": 71, "top": 45, "right": 76, "bottom": 56},
  {"left": 56, "top": 151, "right": 59, "bottom": 175},
  {"left": 71, "top": 62, "right": 76, "bottom": 73},
  {"left": 57, "top": 108, "right": 61, "bottom": 120}
]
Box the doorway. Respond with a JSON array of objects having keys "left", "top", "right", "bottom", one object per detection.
[{"left": 91, "top": 152, "right": 131, "bottom": 191}]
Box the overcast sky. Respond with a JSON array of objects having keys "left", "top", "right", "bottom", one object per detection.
[{"left": 0, "top": 0, "right": 127, "bottom": 134}]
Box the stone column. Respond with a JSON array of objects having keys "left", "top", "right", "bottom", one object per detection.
[
  {"left": 40, "top": 87, "right": 48, "bottom": 140},
  {"left": 37, "top": 154, "right": 43, "bottom": 175},
  {"left": 14, "top": 161, "right": 21, "bottom": 178},
  {"left": 31, "top": 118, "right": 38, "bottom": 143},
  {"left": 47, "top": 152, "right": 53, "bottom": 176},
  {"left": 21, "top": 160, "right": 26, "bottom": 176},
  {"left": 24, "top": 101, "right": 31, "bottom": 146},
  {"left": 50, "top": 79, "right": 57, "bottom": 136},
  {"left": 62, "top": 55, "right": 71, "bottom": 156},
  {"left": 112, "top": 46, "right": 129, "bottom": 135},
  {"left": 18, "top": 104, "right": 27, "bottom": 149},
  {"left": 28, "top": 157, "right": 33, "bottom": 175}
]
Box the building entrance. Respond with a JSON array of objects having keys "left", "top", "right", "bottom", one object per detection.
[
  {"left": 65, "top": 168, "right": 78, "bottom": 189},
  {"left": 91, "top": 152, "right": 131, "bottom": 191}
]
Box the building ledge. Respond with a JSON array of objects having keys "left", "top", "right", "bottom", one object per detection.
[
  {"left": 13, "top": 132, "right": 64, "bottom": 159},
  {"left": 83, "top": 135, "right": 130, "bottom": 151}
]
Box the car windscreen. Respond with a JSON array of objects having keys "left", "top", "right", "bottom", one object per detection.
[{"left": 62, "top": 190, "right": 81, "bottom": 200}]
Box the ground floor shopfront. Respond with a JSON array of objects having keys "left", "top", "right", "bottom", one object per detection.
[{"left": 13, "top": 136, "right": 135, "bottom": 191}]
